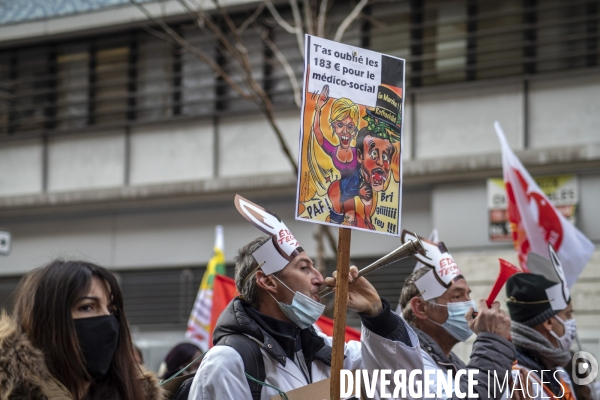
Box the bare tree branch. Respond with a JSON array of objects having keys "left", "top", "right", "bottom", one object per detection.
[
  {"left": 139, "top": 23, "right": 179, "bottom": 46},
  {"left": 258, "top": 26, "right": 302, "bottom": 107},
  {"left": 131, "top": 0, "right": 254, "bottom": 101},
  {"left": 334, "top": 0, "right": 369, "bottom": 42},
  {"left": 132, "top": 0, "right": 302, "bottom": 174},
  {"left": 264, "top": 0, "right": 297, "bottom": 35},
  {"left": 302, "top": 0, "right": 314, "bottom": 35},
  {"left": 288, "top": 0, "right": 305, "bottom": 54},
  {"left": 238, "top": 3, "right": 265, "bottom": 34},
  {"left": 316, "top": 0, "right": 329, "bottom": 37}
]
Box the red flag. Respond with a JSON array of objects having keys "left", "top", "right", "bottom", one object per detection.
[
  {"left": 210, "top": 274, "right": 361, "bottom": 345},
  {"left": 209, "top": 274, "right": 239, "bottom": 348},
  {"left": 314, "top": 315, "right": 361, "bottom": 342},
  {"left": 495, "top": 122, "right": 594, "bottom": 288}
]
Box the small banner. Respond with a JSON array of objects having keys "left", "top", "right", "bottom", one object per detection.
[
  {"left": 296, "top": 34, "right": 405, "bottom": 236},
  {"left": 487, "top": 175, "right": 579, "bottom": 241}
]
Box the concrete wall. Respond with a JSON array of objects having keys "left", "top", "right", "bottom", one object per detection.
[
  {"left": 130, "top": 120, "right": 214, "bottom": 185},
  {"left": 415, "top": 82, "right": 524, "bottom": 159},
  {"left": 219, "top": 112, "right": 299, "bottom": 177},
  {"left": 0, "top": 73, "right": 598, "bottom": 200},
  {"left": 0, "top": 187, "right": 431, "bottom": 274},
  {"left": 48, "top": 131, "right": 126, "bottom": 192},
  {"left": 529, "top": 73, "right": 600, "bottom": 149},
  {"left": 0, "top": 139, "right": 43, "bottom": 196}
]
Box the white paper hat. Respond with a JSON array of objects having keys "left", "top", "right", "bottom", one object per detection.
[
  {"left": 401, "top": 230, "right": 463, "bottom": 301},
  {"left": 413, "top": 229, "right": 439, "bottom": 272},
  {"left": 235, "top": 195, "right": 303, "bottom": 275},
  {"left": 527, "top": 244, "right": 570, "bottom": 311}
]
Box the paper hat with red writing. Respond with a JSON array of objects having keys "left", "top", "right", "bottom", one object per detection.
[
  {"left": 235, "top": 195, "right": 303, "bottom": 275},
  {"left": 526, "top": 244, "right": 570, "bottom": 311},
  {"left": 413, "top": 229, "right": 439, "bottom": 272},
  {"left": 401, "top": 230, "right": 463, "bottom": 301}
]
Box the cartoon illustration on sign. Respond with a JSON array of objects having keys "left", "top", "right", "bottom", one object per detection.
[{"left": 296, "top": 35, "right": 405, "bottom": 236}]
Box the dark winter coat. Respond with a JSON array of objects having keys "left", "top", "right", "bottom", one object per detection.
[
  {"left": 413, "top": 326, "right": 516, "bottom": 399},
  {"left": 0, "top": 313, "right": 164, "bottom": 400}
]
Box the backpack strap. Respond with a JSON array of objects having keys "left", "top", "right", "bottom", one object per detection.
[{"left": 217, "top": 334, "right": 266, "bottom": 400}]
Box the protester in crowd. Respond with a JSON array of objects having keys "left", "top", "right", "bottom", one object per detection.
[
  {"left": 0, "top": 259, "right": 164, "bottom": 400},
  {"left": 158, "top": 342, "right": 202, "bottom": 380},
  {"left": 399, "top": 266, "right": 516, "bottom": 400},
  {"left": 186, "top": 196, "right": 424, "bottom": 400},
  {"left": 397, "top": 231, "right": 516, "bottom": 400},
  {"left": 506, "top": 272, "right": 579, "bottom": 400}
]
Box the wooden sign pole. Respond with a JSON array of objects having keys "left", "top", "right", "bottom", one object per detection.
[{"left": 330, "top": 227, "right": 352, "bottom": 400}]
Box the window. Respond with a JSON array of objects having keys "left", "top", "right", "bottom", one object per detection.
[
  {"left": 476, "top": 0, "right": 523, "bottom": 79},
  {"left": 57, "top": 43, "right": 89, "bottom": 129},
  {"left": 0, "top": 1, "right": 597, "bottom": 136},
  {"left": 181, "top": 25, "right": 216, "bottom": 117},
  {"left": 94, "top": 39, "right": 130, "bottom": 124},
  {"left": 137, "top": 33, "right": 173, "bottom": 121},
  {"left": 13, "top": 47, "right": 50, "bottom": 133},
  {"left": 0, "top": 53, "right": 11, "bottom": 135},
  {"left": 537, "top": 0, "right": 599, "bottom": 73}
]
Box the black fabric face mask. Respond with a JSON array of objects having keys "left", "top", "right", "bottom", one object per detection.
[{"left": 74, "top": 315, "right": 120, "bottom": 380}]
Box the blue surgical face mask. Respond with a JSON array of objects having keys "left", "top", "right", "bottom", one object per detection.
[
  {"left": 428, "top": 300, "right": 476, "bottom": 342},
  {"left": 269, "top": 276, "right": 325, "bottom": 329}
]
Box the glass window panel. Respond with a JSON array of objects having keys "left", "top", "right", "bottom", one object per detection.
[
  {"left": 370, "top": 2, "right": 411, "bottom": 61},
  {"left": 421, "top": 0, "right": 467, "bottom": 85},
  {"left": 0, "top": 54, "right": 11, "bottom": 135},
  {"left": 56, "top": 43, "right": 89, "bottom": 129},
  {"left": 95, "top": 42, "right": 129, "bottom": 124},
  {"left": 181, "top": 27, "right": 216, "bottom": 116},
  {"left": 268, "top": 9, "right": 303, "bottom": 107},
  {"left": 476, "top": 0, "right": 523, "bottom": 79},
  {"left": 537, "top": 0, "right": 592, "bottom": 73},
  {"left": 226, "top": 24, "right": 263, "bottom": 113},
  {"left": 13, "top": 47, "right": 49, "bottom": 133},
  {"left": 137, "top": 34, "right": 173, "bottom": 121}
]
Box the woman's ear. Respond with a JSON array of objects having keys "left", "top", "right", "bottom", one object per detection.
[
  {"left": 255, "top": 271, "right": 278, "bottom": 294},
  {"left": 410, "top": 297, "right": 429, "bottom": 320}
]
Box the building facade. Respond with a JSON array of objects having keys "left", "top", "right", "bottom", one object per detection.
[{"left": 0, "top": 0, "right": 599, "bottom": 370}]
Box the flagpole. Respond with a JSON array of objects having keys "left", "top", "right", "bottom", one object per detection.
[{"left": 330, "top": 227, "right": 351, "bottom": 400}]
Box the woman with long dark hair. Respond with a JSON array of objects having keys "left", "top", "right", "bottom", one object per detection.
[{"left": 0, "top": 259, "right": 164, "bottom": 400}]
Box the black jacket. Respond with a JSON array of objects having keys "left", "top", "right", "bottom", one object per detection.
[
  {"left": 213, "top": 296, "right": 411, "bottom": 370},
  {"left": 212, "top": 297, "right": 334, "bottom": 371}
]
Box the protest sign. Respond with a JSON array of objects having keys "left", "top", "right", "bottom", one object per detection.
[
  {"left": 487, "top": 175, "right": 579, "bottom": 241},
  {"left": 295, "top": 35, "right": 405, "bottom": 236}
]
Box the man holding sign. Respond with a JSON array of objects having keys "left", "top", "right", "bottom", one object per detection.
[{"left": 188, "top": 196, "right": 423, "bottom": 400}]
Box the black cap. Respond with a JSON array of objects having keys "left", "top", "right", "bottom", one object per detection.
[{"left": 505, "top": 273, "right": 558, "bottom": 327}]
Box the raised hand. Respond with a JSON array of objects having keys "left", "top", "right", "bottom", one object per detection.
[
  {"left": 316, "top": 85, "right": 330, "bottom": 111},
  {"left": 324, "top": 266, "right": 382, "bottom": 316},
  {"left": 466, "top": 299, "right": 511, "bottom": 339}
]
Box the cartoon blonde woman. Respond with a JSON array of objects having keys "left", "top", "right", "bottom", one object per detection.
[{"left": 311, "top": 84, "right": 360, "bottom": 224}]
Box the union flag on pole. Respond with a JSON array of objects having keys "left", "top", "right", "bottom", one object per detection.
[
  {"left": 186, "top": 226, "right": 226, "bottom": 351},
  {"left": 495, "top": 122, "right": 594, "bottom": 288}
]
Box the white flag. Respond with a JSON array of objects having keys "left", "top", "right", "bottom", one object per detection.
[
  {"left": 495, "top": 121, "right": 594, "bottom": 288},
  {"left": 185, "top": 226, "right": 225, "bottom": 351}
]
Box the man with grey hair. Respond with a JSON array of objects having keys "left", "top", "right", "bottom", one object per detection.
[
  {"left": 188, "top": 196, "right": 424, "bottom": 400},
  {"left": 397, "top": 234, "right": 516, "bottom": 400}
]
